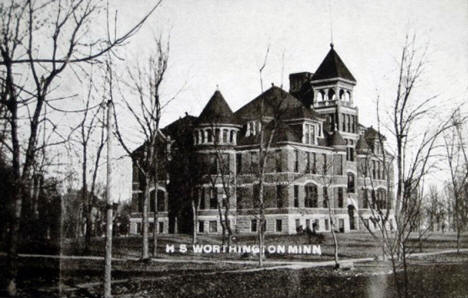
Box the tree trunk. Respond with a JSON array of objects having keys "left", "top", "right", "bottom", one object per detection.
[
  {"left": 224, "top": 201, "right": 232, "bottom": 247},
  {"left": 104, "top": 99, "right": 114, "bottom": 298},
  {"left": 331, "top": 225, "right": 339, "bottom": 268},
  {"left": 152, "top": 181, "right": 158, "bottom": 257},
  {"left": 6, "top": 188, "right": 23, "bottom": 296},
  {"left": 217, "top": 202, "right": 226, "bottom": 246},
  {"left": 142, "top": 178, "right": 150, "bottom": 259},
  {"left": 257, "top": 179, "right": 265, "bottom": 267}
]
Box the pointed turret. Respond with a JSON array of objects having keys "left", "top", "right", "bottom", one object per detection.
[
  {"left": 328, "top": 129, "right": 346, "bottom": 151},
  {"left": 193, "top": 90, "right": 241, "bottom": 146},
  {"left": 355, "top": 134, "right": 369, "bottom": 154},
  {"left": 197, "top": 90, "right": 237, "bottom": 125},
  {"left": 312, "top": 43, "right": 356, "bottom": 82}
]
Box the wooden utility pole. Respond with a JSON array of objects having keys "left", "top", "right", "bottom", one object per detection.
[{"left": 104, "top": 100, "right": 113, "bottom": 297}]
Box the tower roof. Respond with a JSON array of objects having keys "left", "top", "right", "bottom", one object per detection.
[
  {"left": 197, "top": 90, "right": 237, "bottom": 125},
  {"left": 327, "top": 130, "right": 346, "bottom": 148},
  {"left": 312, "top": 44, "right": 356, "bottom": 82},
  {"left": 355, "top": 134, "right": 369, "bottom": 154}
]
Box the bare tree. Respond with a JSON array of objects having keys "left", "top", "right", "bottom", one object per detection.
[
  {"left": 316, "top": 146, "right": 343, "bottom": 268},
  {"left": 368, "top": 33, "right": 462, "bottom": 298},
  {"left": 72, "top": 72, "right": 106, "bottom": 252},
  {"left": 200, "top": 125, "right": 236, "bottom": 247},
  {"left": 443, "top": 111, "right": 468, "bottom": 252},
  {"left": 0, "top": 0, "right": 160, "bottom": 294},
  {"left": 112, "top": 38, "right": 172, "bottom": 259}
]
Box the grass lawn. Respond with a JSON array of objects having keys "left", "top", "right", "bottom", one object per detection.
[
  {"left": 66, "top": 231, "right": 468, "bottom": 261},
  {"left": 1, "top": 232, "right": 467, "bottom": 297}
]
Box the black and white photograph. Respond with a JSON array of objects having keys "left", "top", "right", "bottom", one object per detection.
[{"left": 0, "top": 0, "right": 467, "bottom": 297}]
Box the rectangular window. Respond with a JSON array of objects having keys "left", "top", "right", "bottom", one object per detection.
[
  {"left": 207, "top": 129, "right": 213, "bottom": 142},
  {"left": 312, "top": 152, "right": 317, "bottom": 174},
  {"left": 222, "top": 129, "right": 228, "bottom": 143},
  {"left": 324, "top": 219, "right": 329, "bottom": 231},
  {"left": 276, "top": 185, "right": 283, "bottom": 208},
  {"left": 305, "top": 185, "right": 318, "bottom": 208},
  {"left": 210, "top": 188, "right": 218, "bottom": 209},
  {"left": 342, "top": 114, "right": 346, "bottom": 131},
  {"left": 323, "top": 154, "right": 327, "bottom": 174},
  {"left": 276, "top": 219, "right": 282, "bottom": 232},
  {"left": 251, "top": 219, "right": 257, "bottom": 232},
  {"left": 159, "top": 222, "right": 164, "bottom": 233},
  {"left": 295, "top": 218, "right": 301, "bottom": 230},
  {"left": 275, "top": 149, "right": 282, "bottom": 172},
  {"left": 372, "top": 160, "right": 376, "bottom": 179},
  {"left": 347, "top": 115, "right": 351, "bottom": 132},
  {"left": 323, "top": 187, "right": 328, "bottom": 208},
  {"left": 335, "top": 155, "right": 343, "bottom": 175},
  {"left": 294, "top": 185, "right": 299, "bottom": 207},
  {"left": 198, "top": 221, "right": 204, "bottom": 233},
  {"left": 236, "top": 153, "right": 242, "bottom": 174},
  {"left": 363, "top": 189, "right": 369, "bottom": 209},
  {"left": 209, "top": 221, "right": 217, "bottom": 233},
  {"left": 294, "top": 150, "right": 299, "bottom": 172},
  {"left": 314, "top": 219, "right": 320, "bottom": 231},
  {"left": 157, "top": 193, "right": 165, "bottom": 211},
  {"left": 306, "top": 152, "right": 311, "bottom": 173},
  {"left": 214, "top": 128, "right": 220, "bottom": 144},
  {"left": 306, "top": 219, "right": 310, "bottom": 229},
  {"left": 251, "top": 151, "right": 258, "bottom": 173},
  {"left": 209, "top": 154, "right": 217, "bottom": 174},
  {"left": 338, "top": 187, "right": 344, "bottom": 208}
]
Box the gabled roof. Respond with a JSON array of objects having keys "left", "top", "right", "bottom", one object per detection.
[
  {"left": 197, "top": 90, "right": 237, "bottom": 125},
  {"left": 235, "top": 86, "right": 320, "bottom": 121},
  {"left": 311, "top": 44, "right": 356, "bottom": 82}
]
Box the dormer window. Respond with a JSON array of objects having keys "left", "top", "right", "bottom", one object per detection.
[
  {"left": 303, "top": 123, "right": 317, "bottom": 145},
  {"left": 246, "top": 120, "right": 261, "bottom": 137}
]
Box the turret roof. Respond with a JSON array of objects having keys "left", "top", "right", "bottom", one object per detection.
[
  {"left": 312, "top": 44, "right": 356, "bottom": 82},
  {"left": 197, "top": 90, "right": 238, "bottom": 125}
]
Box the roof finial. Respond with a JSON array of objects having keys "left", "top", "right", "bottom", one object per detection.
[
  {"left": 216, "top": 84, "right": 219, "bottom": 91},
  {"left": 328, "top": 0, "right": 334, "bottom": 47}
]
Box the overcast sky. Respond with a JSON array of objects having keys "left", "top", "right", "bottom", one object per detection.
[{"left": 90, "top": 0, "right": 468, "bottom": 201}]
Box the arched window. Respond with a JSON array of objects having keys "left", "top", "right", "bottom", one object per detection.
[
  {"left": 230, "top": 130, "right": 235, "bottom": 144},
  {"left": 347, "top": 173, "right": 355, "bottom": 193},
  {"left": 304, "top": 183, "right": 318, "bottom": 208},
  {"left": 207, "top": 129, "right": 213, "bottom": 143},
  {"left": 328, "top": 89, "right": 335, "bottom": 100},
  {"left": 339, "top": 89, "right": 345, "bottom": 100},
  {"left": 317, "top": 91, "right": 324, "bottom": 102}
]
